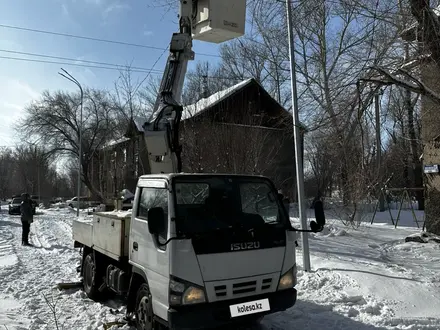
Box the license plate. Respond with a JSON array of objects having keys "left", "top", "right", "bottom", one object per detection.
[{"left": 229, "top": 298, "right": 270, "bottom": 318}]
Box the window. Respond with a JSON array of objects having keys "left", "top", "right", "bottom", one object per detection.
[
  {"left": 240, "top": 182, "right": 279, "bottom": 223},
  {"left": 134, "top": 139, "right": 139, "bottom": 177},
  {"left": 134, "top": 154, "right": 139, "bottom": 177},
  {"left": 173, "top": 176, "right": 284, "bottom": 235},
  {"left": 137, "top": 188, "right": 168, "bottom": 243},
  {"left": 175, "top": 183, "right": 209, "bottom": 204}
]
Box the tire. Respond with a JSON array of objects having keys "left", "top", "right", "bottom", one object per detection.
[
  {"left": 82, "top": 253, "right": 102, "bottom": 301},
  {"left": 135, "top": 283, "right": 156, "bottom": 330}
]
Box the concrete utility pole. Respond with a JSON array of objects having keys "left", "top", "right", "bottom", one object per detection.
[
  {"left": 285, "top": 0, "right": 311, "bottom": 271},
  {"left": 375, "top": 92, "right": 385, "bottom": 212},
  {"left": 59, "top": 68, "right": 83, "bottom": 217}
]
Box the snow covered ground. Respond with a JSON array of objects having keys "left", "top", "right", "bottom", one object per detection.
[{"left": 0, "top": 205, "right": 439, "bottom": 329}]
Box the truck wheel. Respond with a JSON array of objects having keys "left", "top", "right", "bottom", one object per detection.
[
  {"left": 82, "top": 253, "right": 101, "bottom": 300},
  {"left": 135, "top": 284, "right": 155, "bottom": 330}
]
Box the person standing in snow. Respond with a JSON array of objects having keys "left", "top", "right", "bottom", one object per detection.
[
  {"left": 278, "top": 189, "right": 290, "bottom": 215},
  {"left": 20, "top": 193, "right": 33, "bottom": 246}
]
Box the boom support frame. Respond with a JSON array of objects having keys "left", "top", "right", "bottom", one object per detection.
[{"left": 143, "top": 0, "right": 196, "bottom": 174}]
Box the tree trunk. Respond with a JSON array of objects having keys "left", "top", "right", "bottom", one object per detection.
[
  {"left": 425, "top": 187, "right": 440, "bottom": 234},
  {"left": 81, "top": 161, "right": 104, "bottom": 202},
  {"left": 341, "top": 159, "right": 350, "bottom": 205},
  {"left": 404, "top": 42, "right": 424, "bottom": 210}
]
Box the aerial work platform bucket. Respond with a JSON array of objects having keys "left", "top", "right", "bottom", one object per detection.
[{"left": 192, "top": 0, "right": 247, "bottom": 44}]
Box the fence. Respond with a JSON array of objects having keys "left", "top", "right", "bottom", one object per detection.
[{"left": 288, "top": 188, "right": 425, "bottom": 229}]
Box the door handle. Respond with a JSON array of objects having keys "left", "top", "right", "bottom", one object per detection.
[{"left": 133, "top": 242, "right": 138, "bottom": 251}]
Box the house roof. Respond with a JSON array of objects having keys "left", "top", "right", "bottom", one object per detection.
[
  {"left": 120, "top": 79, "right": 291, "bottom": 141},
  {"left": 181, "top": 78, "right": 286, "bottom": 120},
  {"left": 181, "top": 78, "right": 253, "bottom": 120},
  {"left": 101, "top": 137, "right": 130, "bottom": 150},
  {"left": 132, "top": 116, "right": 147, "bottom": 132},
  {"left": 123, "top": 116, "right": 149, "bottom": 135}
]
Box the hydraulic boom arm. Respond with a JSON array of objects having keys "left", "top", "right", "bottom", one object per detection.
[
  {"left": 142, "top": 0, "right": 195, "bottom": 174},
  {"left": 142, "top": 0, "right": 246, "bottom": 174}
]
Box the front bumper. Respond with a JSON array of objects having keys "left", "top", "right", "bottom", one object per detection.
[{"left": 167, "top": 288, "right": 297, "bottom": 330}]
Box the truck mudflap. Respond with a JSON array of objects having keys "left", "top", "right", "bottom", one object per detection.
[{"left": 167, "top": 288, "right": 297, "bottom": 330}]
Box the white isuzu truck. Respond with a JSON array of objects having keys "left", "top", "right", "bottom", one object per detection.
[
  {"left": 73, "top": 173, "right": 325, "bottom": 329},
  {"left": 72, "top": 1, "right": 326, "bottom": 328}
]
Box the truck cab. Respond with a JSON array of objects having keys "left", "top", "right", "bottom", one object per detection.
[{"left": 129, "top": 173, "right": 298, "bottom": 328}]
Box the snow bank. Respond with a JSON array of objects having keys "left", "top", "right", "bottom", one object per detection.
[
  {"left": 405, "top": 232, "right": 440, "bottom": 244},
  {"left": 313, "top": 223, "right": 348, "bottom": 237}
]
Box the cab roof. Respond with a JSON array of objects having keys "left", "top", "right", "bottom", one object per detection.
[{"left": 138, "top": 172, "right": 268, "bottom": 181}]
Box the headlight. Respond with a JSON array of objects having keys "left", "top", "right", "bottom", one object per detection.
[
  {"left": 169, "top": 277, "right": 206, "bottom": 306},
  {"left": 277, "top": 265, "right": 297, "bottom": 290}
]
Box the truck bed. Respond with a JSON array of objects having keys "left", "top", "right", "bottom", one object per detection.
[
  {"left": 72, "top": 218, "right": 93, "bottom": 247},
  {"left": 72, "top": 211, "right": 132, "bottom": 261}
]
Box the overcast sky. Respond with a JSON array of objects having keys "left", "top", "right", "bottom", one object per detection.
[{"left": 0, "top": 0, "right": 221, "bottom": 146}]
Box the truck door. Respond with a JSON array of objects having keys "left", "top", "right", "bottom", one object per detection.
[{"left": 129, "top": 179, "right": 170, "bottom": 320}]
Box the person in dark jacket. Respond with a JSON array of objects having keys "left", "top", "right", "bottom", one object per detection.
[
  {"left": 277, "top": 189, "right": 290, "bottom": 216},
  {"left": 20, "top": 193, "right": 33, "bottom": 246}
]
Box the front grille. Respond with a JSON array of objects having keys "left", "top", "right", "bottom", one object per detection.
[
  {"left": 233, "top": 280, "right": 257, "bottom": 295},
  {"left": 214, "top": 277, "right": 273, "bottom": 298},
  {"left": 262, "top": 278, "right": 272, "bottom": 290},
  {"left": 214, "top": 284, "right": 227, "bottom": 297}
]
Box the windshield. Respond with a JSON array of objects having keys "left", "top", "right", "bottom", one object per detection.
[
  {"left": 12, "top": 198, "right": 22, "bottom": 204},
  {"left": 173, "top": 175, "right": 287, "bottom": 234}
]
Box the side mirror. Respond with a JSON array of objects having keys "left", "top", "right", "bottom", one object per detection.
[
  {"left": 147, "top": 207, "right": 166, "bottom": 235},
  {"left": 310, "top": 200, "right": 325, "bottom": 233}
]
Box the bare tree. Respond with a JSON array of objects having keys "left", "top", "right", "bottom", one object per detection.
[
  {"left": 0, "top": 147, "right": 14, "bottom": 198},
  {"left": 304, "top": 134, "right": 336, "bottom": 197},
  {"left": 138, "top": 75, "right": 162, "bottom": 112},
  {"left": 18, "top": 89, "right": 117, "bottom": 201},
  {"left": 284, "top": 0, "right": 396, "bottom": 205},
  {"left": 14, "top": 145, "right": 50, "bottom": 197},
  {"left": 0, "top": 144, "right": 72, "bottom": 200},
  {"left": 183, "top": 61, "right": 234, "bottom": 105},
  {"left": 112, "top": 66, "right": 152, "bottom": 129},
  {"left": 211, "top": 0, "right": 400, "bottom": 208}
]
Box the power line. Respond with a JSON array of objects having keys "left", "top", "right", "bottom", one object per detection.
[
  {"left": 0, "top": 51, "right": 285, "bottom": 83},
  {"left": 0, "top": 54, "right": 162, "bottom": 73},
  {"left": 0, "top": 23, "right": 221, "bottom": 59},
  {"left": 117, "top": 47, "right": 169, "bottom": 112},
  {"left": 0, "top": 49, "right": 163, "bottom": 73}
]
